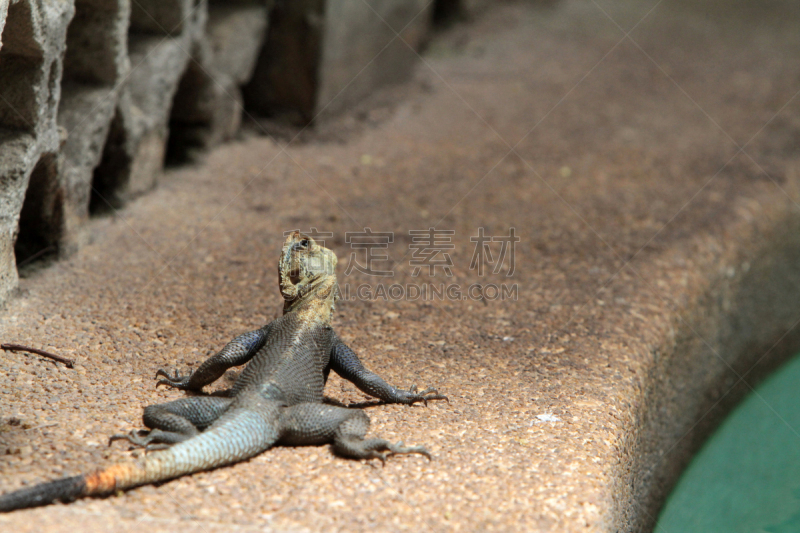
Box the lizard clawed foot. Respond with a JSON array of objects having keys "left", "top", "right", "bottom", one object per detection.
[
  {"left": 404, "top": 384, "right": 449, "bottom": 406},
  {"left": 109, "top": 429, "right": 151, "bottom": 448},
  {"left": 366, "top": 441, "right": 432, "bottom": 465},
  {"left": 155, "top": 368, "right": 192, "bottom": 390},
  {"left": 109, "top": 430, "right": 174, "bottom": 453},
  {"left": 387, "top": 440, "right": 432, "bottom": 460}
]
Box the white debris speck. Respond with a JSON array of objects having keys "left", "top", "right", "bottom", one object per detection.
[
  {"left": 535, "top": 414, "right": 561, "bottom": 423},
  {"left": 502, "top": 336, "right": 515, "bottom": 342}
]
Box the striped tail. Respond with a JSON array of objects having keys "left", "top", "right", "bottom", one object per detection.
[
  {"left": 0, "top": 460, "right": 150, "bottom": 512},
  {"left": 0, "top": 408, "right": 280, "bottom": 512}
]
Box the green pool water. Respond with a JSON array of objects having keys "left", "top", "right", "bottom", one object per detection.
[{"left": 656, "top": 353, "right": 800, "bottom": 533}]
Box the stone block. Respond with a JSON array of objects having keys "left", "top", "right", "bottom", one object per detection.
[
  {"left": 206, "top": 2, "right": 269, "bottom": 85},
  {"left": 167, "top": 1, "right": 269, "bottom": 160},
  {"left": 0, "top": 0, "right": 73, "bottom": 304},
  {"left": 244, "top": 0, "right": 431, "bottom": 123},
  {"left": 122, "top": 34, "right": 192, "bottom": 194},
  {"left": 55, "top": 0, "right": 130, "bottom": 253},
  {"left": 93, "top": 0, "right": 205, "bottom": 206},
  {"left": 0, "top": 132, "right": 38, "bottom": 302}
]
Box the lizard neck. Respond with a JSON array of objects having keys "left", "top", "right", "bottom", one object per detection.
[{"left": 282, "top": 274, "right": 339, "bottom": 324}]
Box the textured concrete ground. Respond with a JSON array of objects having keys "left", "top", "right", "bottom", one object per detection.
[{"left": 2, "top": 1, "right": 800, "bottom": 531}]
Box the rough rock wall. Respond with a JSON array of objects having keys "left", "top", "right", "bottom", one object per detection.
[
  {"left": 0, "top": 0, "right": 463, "bottom": 307},
  {"left": 0, "top": 0, "right": 73, "bottom": 303},
  {"left": 243, "top": 0, "right": 433, "bottom": 122}
]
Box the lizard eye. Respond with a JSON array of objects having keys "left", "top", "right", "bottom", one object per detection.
[{"left": 300, "top": 239, "right": 309, "bottom": 248}]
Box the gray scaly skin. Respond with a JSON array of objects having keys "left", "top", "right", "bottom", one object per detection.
[{"left": 0, "top": 231, "right": 446, "bottom": 512}]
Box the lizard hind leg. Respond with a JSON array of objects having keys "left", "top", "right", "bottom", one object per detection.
[
  {"left": 110, "top": 396, "right": 233, "bottom": 450},
  {"left": 278, "top": 404, "right": 431, "bottom": 463}
]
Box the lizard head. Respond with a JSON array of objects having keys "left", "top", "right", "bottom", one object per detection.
[{"left": 279, "top": 231, "right": 339, "bottom": 313}]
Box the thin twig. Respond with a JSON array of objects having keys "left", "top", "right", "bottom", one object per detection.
[
  {"left": 15, "top": 245, "right": 56, "bottom": 268},
  {"left": 24, "top": 422, "right": 58, "bottom": 432},
  {"left": 1, "top": 343, "right": 75, "bottom": 368}
]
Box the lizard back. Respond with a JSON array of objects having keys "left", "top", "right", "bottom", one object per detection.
[{"left": 229, "top": 310, "right": 334, "bottom": 405}]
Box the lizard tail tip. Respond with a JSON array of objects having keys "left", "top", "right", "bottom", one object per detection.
[
  {"left": 0, "top": 460, "right": 141, "bottom": 512},
  {"left": 0, "top": 475, "right": 87, "bottom": 512}
]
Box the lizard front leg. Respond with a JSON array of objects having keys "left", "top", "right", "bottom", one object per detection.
[
  {"left": 157, "top": 324, "right": 271, "bottom": 392},
  {"left": 330, "top": 338, "right": 447, "bottom": 405}
]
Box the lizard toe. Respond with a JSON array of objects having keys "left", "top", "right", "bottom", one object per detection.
[
  {"left": 144, "top": 443, "right": 171, "bottom": 453},
  {"left": 387, "top": 442, "right": 432, "bottom": 460},
  {"left": 418, "top": 387, "right": 449, "bottom": 404},
  {"left": 366, "top": 451, "right": 387, "bottom": 465},
  {"left": 154, "top": 369, "right": 191, "bottom": 389},
  {"left": 108, "top": 429, "right": 151, "bottom": 448}
]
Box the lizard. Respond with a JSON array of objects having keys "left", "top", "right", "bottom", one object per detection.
[{"left": 0, "top": 231, "right": 446, "bottom": 512}]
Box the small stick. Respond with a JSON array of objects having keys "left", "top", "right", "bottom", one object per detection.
[
  {"left": 24, "top": 422, "right": 58, "bottom": 432},
  {"left": 15, "top": 245, "right": 55, "bottom": 268},
  {"left": 1, "top": 343, "right": 75, "bottom": 368}
]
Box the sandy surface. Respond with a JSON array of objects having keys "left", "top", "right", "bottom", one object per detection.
[{"left": 2, "top": 1, "right": 800, "bottom": 531}]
